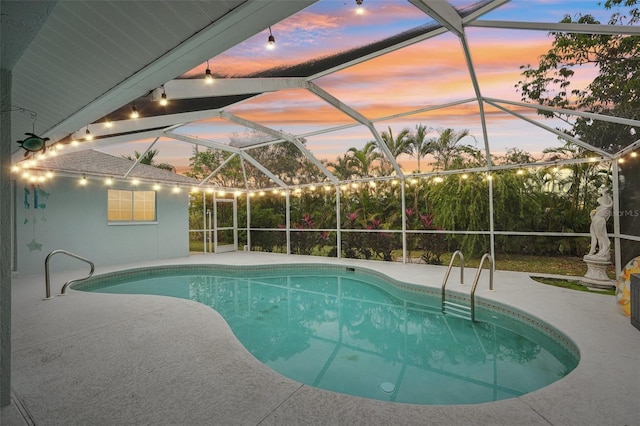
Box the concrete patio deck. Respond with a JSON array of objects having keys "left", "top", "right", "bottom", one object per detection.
[{"left": 2, "top": 252, "right": 638, "bottom": 425}]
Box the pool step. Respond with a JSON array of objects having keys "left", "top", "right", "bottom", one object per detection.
[{"left": 442, "top": 300, "right": 472, "bottom": 320}]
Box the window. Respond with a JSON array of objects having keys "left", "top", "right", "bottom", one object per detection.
[{"left": 108, "top": 189, "right": 156, "bottom": 222}]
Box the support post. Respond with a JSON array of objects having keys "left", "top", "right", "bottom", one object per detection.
[{"left": 1, "top": 67, "right": 12, "bottom": 407}]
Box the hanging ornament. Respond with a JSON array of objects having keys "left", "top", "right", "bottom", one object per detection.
[{"left": 16, "top": 132, "right": 50, "bottom": 157}]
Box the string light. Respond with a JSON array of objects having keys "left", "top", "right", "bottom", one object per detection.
[
  {"left": 153, "top": 183, "right": 161, "bottom": 191},
  {"left": 79, "top": 175, "right": 88, "bottom": 186},
  {"left": 205, "top": 60, "right": 213, "bottom": 84},
  {"left": 130, "top": 102, "right": 139, "bottom": 119},
  {"left": 85, "top": 127, "right": 93, "bottom": 141},
  {"left": 104, "top": 119, "right": 113, "bottom": 128},
  {"left": 267, "top": 27, "right": 275, "bottom": 49},
  {"left": 131, "top": 179, "right": 140, "bottom": 186},
  {"left": 105, "top": 177, "right": 114, "bottom": 186},
  {"left": 172, "top": 185, "right": 181, "bottom": 193},
  {"left": 159, "top": 86, "right": 168, "bottom": 106},
  {"left": 356, "top": 0, "right": 364, "bottom": 14}
]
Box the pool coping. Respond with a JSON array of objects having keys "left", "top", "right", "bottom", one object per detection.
[{"left": 5, "top": 252, "right": 639, "bottom": 425}]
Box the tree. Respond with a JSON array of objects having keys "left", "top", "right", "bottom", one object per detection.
[
  {"left": 380, "top": 126, "right": 411, "bottom": 159},
  {"left": 186, "top": 147, "right": 244, "bottom": 187},
  {"left": 430, "top": 128, "right": 472, "bottom": 170},
  {"left": 407, "top": 123, "right": 434, "bottom": 172},
  {"left": 123, "top": 149, "right": 175, "bottom": 172},
  {"left": 515, "top": 0, "right": 639, "bottom": 152},
  {"left": 346, "top": 141, "right": 382, "bottom": 177}
]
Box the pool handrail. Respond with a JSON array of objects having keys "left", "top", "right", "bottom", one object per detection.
[
  {"left": 441, "top": 250, "right": 465, "bottom": 309},
  {"left": 470, "top": 253, "right": 494, "bottom": 322},
  {"left": 44, "top": 249, "right": 95, "bottom": 299}
]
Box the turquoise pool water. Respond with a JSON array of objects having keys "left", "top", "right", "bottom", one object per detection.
[{"left": 77, "top": 265, "right": 579, "bottom": 405}]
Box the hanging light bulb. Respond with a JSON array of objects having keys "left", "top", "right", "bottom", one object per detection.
[
  {"left": 205, "top": 60, "right": 214, "bottom": 84},
  {"left": 267, "top": 27, "right": 275, "bottom": 49},
  {"left": 159, "top": 86, "right": 168, "bottom": 106},
  {"left": 130, "top": 102, "right": 139, "bottom": 119},
  {"left": 85, "top": 126, "right": 93, "bottom": 141},
  {"left": 356, "top": 0, "right": 364, "bottom": 14},
  {"left": 104, "top": 119, "right": 113, "bottom": 128},
  {"left": 80, "top": 175, "right": 88, "bottom": 186}
]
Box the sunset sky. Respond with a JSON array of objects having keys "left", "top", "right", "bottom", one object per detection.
[{"left": 99, "top": 0, "right": 613, "bottom": 173}]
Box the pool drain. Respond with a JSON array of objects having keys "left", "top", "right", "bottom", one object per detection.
[{"left": 379, "top": 382, "right": 396, "bottom": 393}]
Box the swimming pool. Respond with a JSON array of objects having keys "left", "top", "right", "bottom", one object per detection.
[{"left": 74, "top": 264, "right": 579, "bottom": 405}]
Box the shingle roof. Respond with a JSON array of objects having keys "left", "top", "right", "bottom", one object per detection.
[{"left": 33, "top": 149, "right": 200, "bottom": 186}]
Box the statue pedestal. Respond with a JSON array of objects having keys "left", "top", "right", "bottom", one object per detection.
[{"left": 581, "top": 255, "right": 615, "bottom": 289}]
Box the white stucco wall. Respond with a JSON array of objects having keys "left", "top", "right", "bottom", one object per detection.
[{"left": 14, "top": 176, "right": 190, "bottom": 274}]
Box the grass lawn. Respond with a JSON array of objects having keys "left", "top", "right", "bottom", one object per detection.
[
  {"left": 530, "top": 276, "right": 616, "bottom": 295},
  {"left": 435, "top": 252, "right": 617, "bottom": 280}
]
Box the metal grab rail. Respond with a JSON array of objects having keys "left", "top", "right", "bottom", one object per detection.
[
  {"left": 44, "top": 250, "right": 95, "bottom": 299},
  {"left": 470, "top": 253, "right": 494, "bottom": 322},
  {"left": 441, "top": 250, "right": 465, "bottom": 310}
]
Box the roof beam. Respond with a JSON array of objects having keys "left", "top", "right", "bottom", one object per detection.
[
  {"left": 484, "top": 97, "right": 640, "bottom": 128},
  {"left": 53, "top": 129, "right": 166, "bottom": 155},
  {"left": 220, "top": 111, "right": 339, "bottom": 185},
  {"left": 74, "top": 110, "right": 222, "bottom": 140},
  {"left": 409, "top": 0, "right": 464, "bottom": 36},
  {"left": 469, "top": 20, "right": 640, "bottom": 35},
  {"left": 199, "top": 153, "right": 239, "bottom": 186},
  {"left": 151, "top": 78, "right": 308, "bottom": 101},
  {"left": 164, "top": 130, "right": 288, "bottom": 188},
  {"left": 306, "top": 82, "right": 404, "bottom": 178},
  {"left": 485, "top": 99, "right": 614, "bottom": 159},
  {"left": 461, "top": 0, "right": 510, "bottom": 24},
  {"left": 123, "top": 138, "right": 160, "bottom": 178}
]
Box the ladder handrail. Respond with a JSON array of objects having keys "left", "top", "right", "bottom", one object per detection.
[
  {"left": 470, "top": 253, "right": 494, "bottom": 322},
  {"left": 44, "top": 249, "right": 95, "bottom": 299},
  {"left": 441, "top": 250, "right": 465, "bottom": 310}
]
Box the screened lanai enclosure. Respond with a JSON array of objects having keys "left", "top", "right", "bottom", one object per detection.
[{"left": 8, "top": 0, "right": 640, "bottom": 275}]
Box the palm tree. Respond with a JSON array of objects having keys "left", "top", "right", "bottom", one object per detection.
[
  {"left": 430, "top": 128, "right": 471, "bottom": 170},
  {"left": 346, "top": 141, "right": 382, "bottom": 177},
  {"left": 380, "top": 126, "right": 411, "bottom": 159},
  {"left": 326, "top": 155, "right": 355, "bottom": 180},
  {"left": 124, "top": 149, "right": 176, "bottom": 172},
  {"left": 407, "top": 123, "right": 433, "bottom": 172}
]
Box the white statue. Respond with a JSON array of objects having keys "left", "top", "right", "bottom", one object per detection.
[{"left": 586, "top": 187, "right": 612, "bottom": 261}]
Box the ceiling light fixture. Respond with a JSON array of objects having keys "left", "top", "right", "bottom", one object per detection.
[
  {"left": 160, "top": 86, "right": 168, "bottom": 106},
  {"left": 205, "top": 60, "right": 213, "bottom": 84},
  {"left": 85, "top": 126, "right": 93, "bottom": 141},
  {"left": 130, "top": 102, "right": 139, "bottom": 119},
  {"left": 267, "top": 27, "right": 275, "bottom": 49}
]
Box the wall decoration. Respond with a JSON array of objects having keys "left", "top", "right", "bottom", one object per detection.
[{"left": 24, "top": 184, "right": 49, "bottom": 252}]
